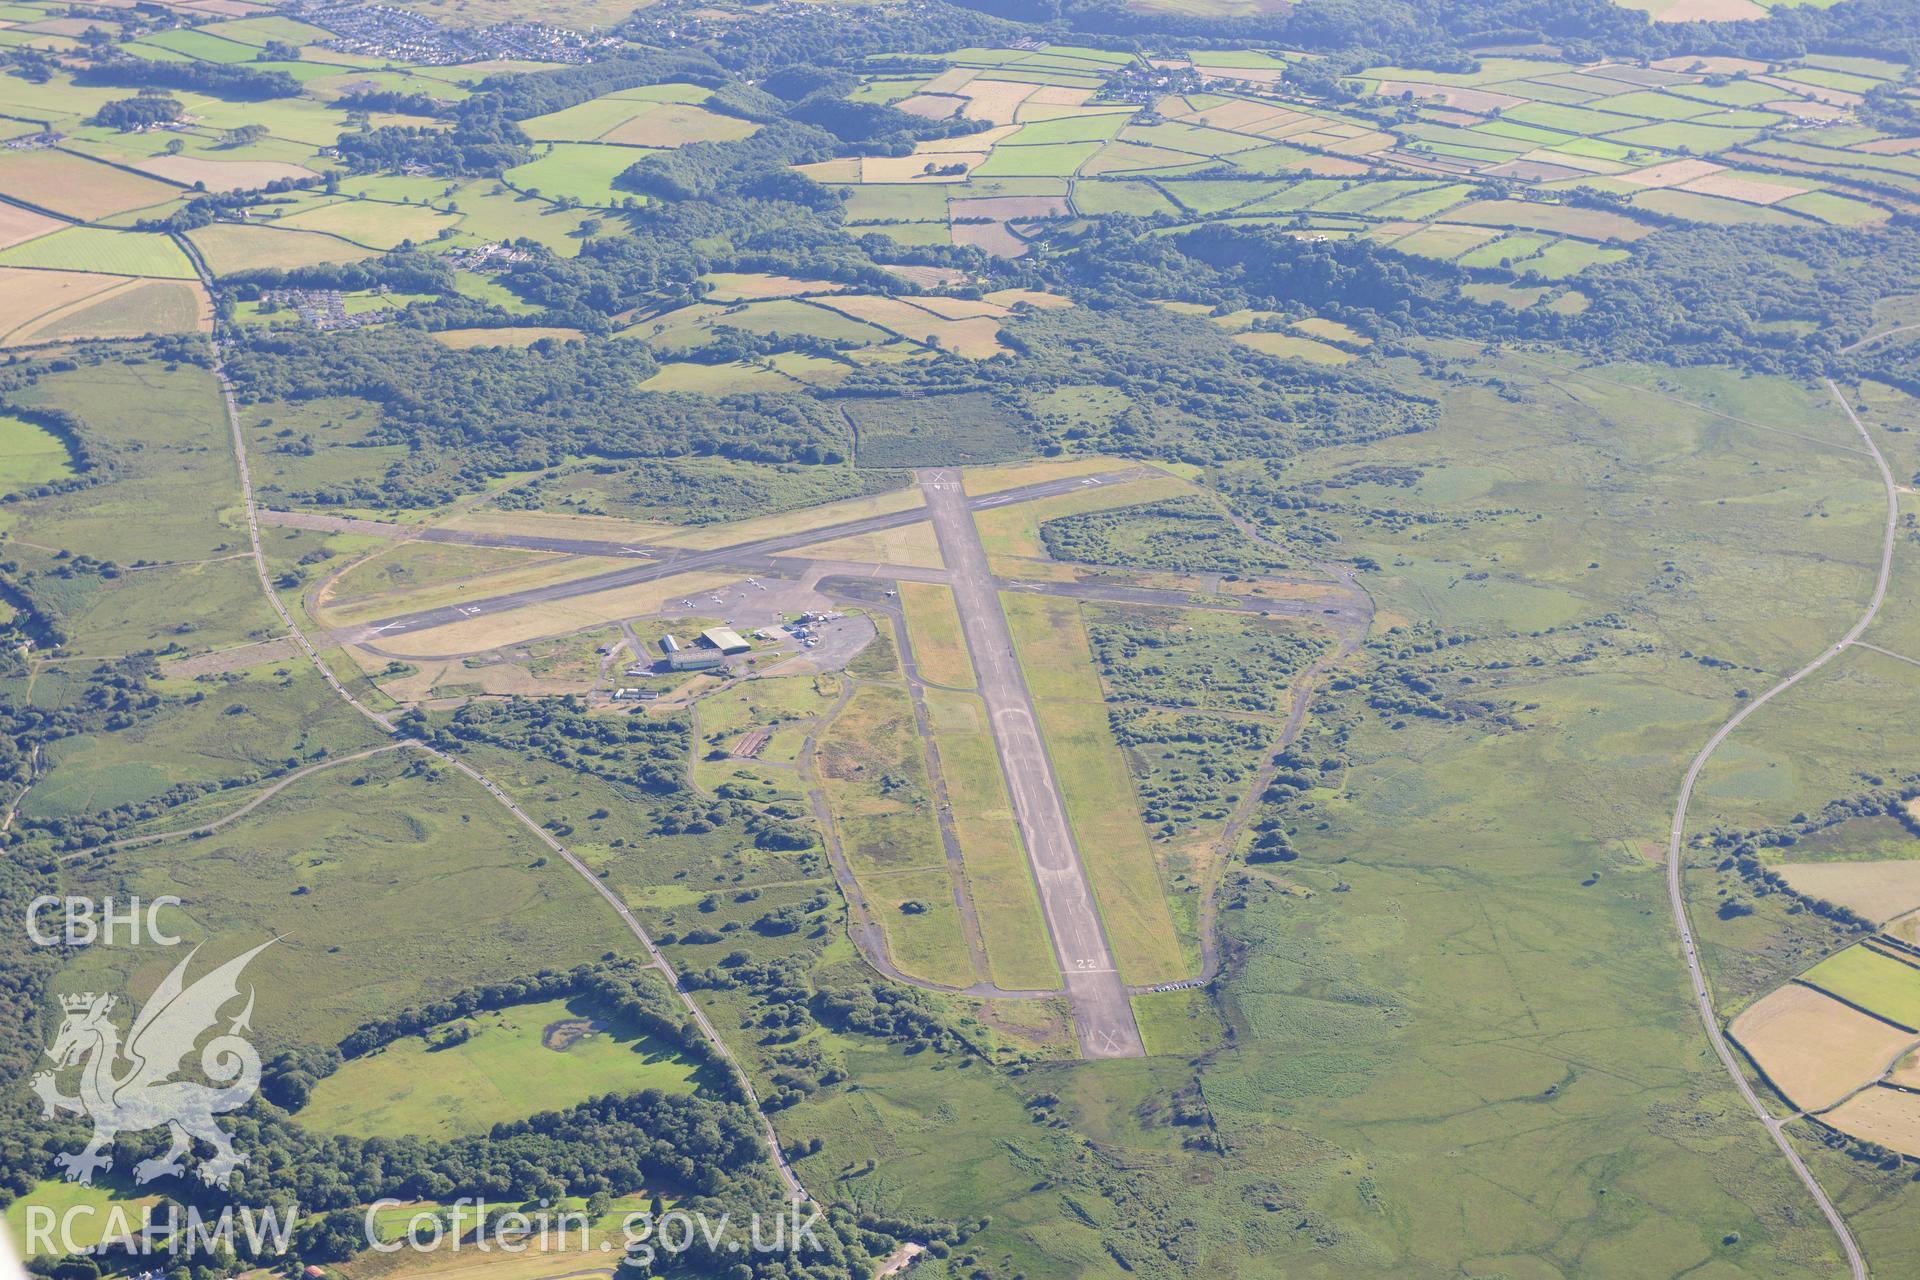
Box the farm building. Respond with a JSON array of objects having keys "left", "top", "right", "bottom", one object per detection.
[{"left": 700, "top": 626, "right": 751, "bottom": 654}]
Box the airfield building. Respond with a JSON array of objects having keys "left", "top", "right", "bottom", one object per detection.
[{"left": 700, "top": 626, "right": 751, "bottom": 654}]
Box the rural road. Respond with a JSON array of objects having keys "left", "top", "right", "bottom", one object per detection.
[
  {"left": 442, "top": 755, "right": 810, "bottom": 1202},
  {"left": 1840, "top": 322, "right": 1920, "bottom": 354},
  {"left": 918, "top": 468, "right": 1146, "bottom": 1058},
  {"left": 347, "top": 470, "right": 1147, "bottom": 641},
  {"left": 1663, "top": 378, "right": 1893, "bottom": 1280}
]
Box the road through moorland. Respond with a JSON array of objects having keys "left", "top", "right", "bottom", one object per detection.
[
  {"left": 1664, "top": 378, "right": 1893, "bottom": 1280},
  {"left": 918, "top": 468, "right": 1146, "bottom": 1058}
]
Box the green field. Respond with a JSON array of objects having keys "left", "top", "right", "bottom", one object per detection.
[
  {"left": 0, "top": 228, "right": 192, "bottom": 278},
  {"left": 972, "top": 141, "right": 1104, "bottom": 178},
  {"left": 922, "top": 687, "right": 1059, "bottom": 992},
  {"left": 300, "top": 995, "right": 709, "bottom": 1139},
  {"left": 0, "top": 413, "right": 74, "bottom": 491},
  {"left": 274, "top": 199, "right": 459, "bottom": 249},
  {"left": 1800, "top": 947, "right": 1920, "bottom": 1030},
  {"left": 59, "top": 751, "right": 635, "bottom": 1047},
  {"left": 1131, "top": 987, "right": 1225, "bottom": 1057},
  {"left": 815, "top": 683, "right": 976, "bottom": 987},
  {"left": 4, "top": 1181, "right": 163, "bottom": 1259},
  {"left": 505, "top": 144, "right": 649, "bottom": 207},
  {"left": 24, "top": 661, "right": 375, "bottom": 820},
  {"left": 2, "top": 359, "right": 243, "bottom": 564},
  {"left": 1004, "top": 592, "right": 1191, "bottom": 985},
  {"left": 187, "top": 222, "right": 378, "bottom": 274},
  {"left": 899, "top": 581, "right": 976, "bottom": 690}
]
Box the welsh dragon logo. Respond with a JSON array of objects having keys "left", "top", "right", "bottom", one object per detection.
[{"left": 32, "top": 941, "right": 272, "bottom": 1187}]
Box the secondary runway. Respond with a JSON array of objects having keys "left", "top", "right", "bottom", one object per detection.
[
  {"left": 918, "top": 468, "right": 1146, "bottom": 1059},
  {"left": 260, "top": 508, "right": 664, "bottom": 558},
  {"left": 343, "top": 470, "right": 1142, "bottom": 641}
]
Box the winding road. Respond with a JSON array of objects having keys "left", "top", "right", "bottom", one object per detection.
[{"left": 1663, "top": 378, "right": 1895, "bottom": 1280}]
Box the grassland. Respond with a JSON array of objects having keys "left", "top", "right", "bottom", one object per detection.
[
  {"left": 1040, "top": 492, "right": 1294, "bottom": 575},
  {"left": 367, "top": 570, "right": 742, "bottom": 658},
  {"left": 1003, "top": 592, "right": 1192, "bottom": 985},
  {"left": 1147, "top": 342, "right": 1901, "bottom": 1275},
  {"left": 188, "top": 223, "right": 379, "bottom": 275},
  {"left": 505, "top": 144, "right": 649, "bottom": 208},
  {"left": 785, "top": 520, "right": 945, "bottom": 570},
  {"left": 4, "top": 1181, "right": 162, "bottom": 1259},
  {"left": 1801, "top": 946, "right": 1920, "bottom": 1030},
  {"left": 898, "top": 582, "right": 976, "bottom": 690},
  {"left": 12, "top": 23, "right": 1920, "bottom": 1279},
  {"left": 0, "top": 412, "right": 74, "bottom": 490},
  {"left": 974, "top": 473, "right": 1195, "bottom": 567},
  {"left": 647, "top": 487, "right": 924, "bottom": 550},
  {"left": 327, "top": 540, "right": 558, "bottom": 603},
  {"left": 921, "top": 688, "right": 1058, "bottom": 991},
  {"left": 813, "top": 683, "right": 975, "bottom": 987},
  {"left": 316, "top": 552, "right": 630, "bottom": 628},
  {"left": 689, "top": 671, "right": 837, "bottom": 800},
  {"left": 0, "top": 228, "right": 193, "bottom": 279},
  {"left": 299, "top": 995, "right": 708, "bottom": 1140},
  {"left": 60, "top": 751, "right": 634, "bottom": 1049},
  {"left": 25, "top": 661, "right": 377, "bottom": 823},
  {"left": 2, "top": 358, "right": 243, "bottom": 564},
  {"left": 1130, "top": 987, "right": 1226, "bottom": 1057}
]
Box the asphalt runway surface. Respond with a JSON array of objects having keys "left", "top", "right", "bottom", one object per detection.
[
  {"left": 918, "top": 468, "right": 1146, "bottom": 1058},
  {"left": 345, "top": 470, "right": 1142, "bottom": 641}
]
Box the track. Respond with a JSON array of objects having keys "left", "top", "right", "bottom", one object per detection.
[
  {"left": 68, "top": 742, "right": 412, "bottom": 861},
  {"left": 1663, "top": 378, "right": 1893, "bottom": 1280},
  {"left": 1840, "top": 322, "right": 1920, "bottom": 354}
]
